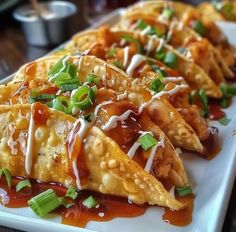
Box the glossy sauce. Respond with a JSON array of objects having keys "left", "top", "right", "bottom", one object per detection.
[
  {"left": 163, "top": 194, "right": 194, "bottom": 226},
  {"left": 209, "top": 103, "right": 225, "bottom": 120},
  {"left": 25, "top": 62, "right": 37, "bottom": 80},
  {"left": 32, "top": 102, "right": 50, "bottom": 126}
]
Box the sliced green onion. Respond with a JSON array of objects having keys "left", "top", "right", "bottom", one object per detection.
[
  {"left": 0, "top": 168, "right": 12, "bottom": 189},
  {"left": 60, "top": 83, "right": 79, "bottom": 92},
  {"left": 82, "top": 196, "right": 97, "bottom": 209},
  {"left": 66, "top": 63, "right": 77, "bottom": 79},
  {"left": 113, "top": 60, "right": 124, "bottom": 70},
  {"left": 138, "top": 133, "right": 157, "bottom": 151},
  {"left": 198, "top": 88, "right": 209, "bottom": 117},
  {"left": 220, "top": 97, "right": 230, "bottom": 108},
  {"left": 84, "top": 112, "right": 95, "bottom": 122},
  {"left": 121, "top": 35, "right": 142, "bottom": 53},
  {"left": 86, "top": 74, "right": 100, "bottom": 84},
  {"left": 177, "top": 47, "right": 187, "bottom": 54},
  {"left": 162, "top": 8, "right": 175, "bottom": 19},
  {"left": 48, "top": 57, "right": 68, "bottom": 79},
  {"left": 54, "top": 73, "right": 80, "bottom": 87},
  {"left": 154, "top": 49, "right": 166, "bottom": 61},
  {"left": 175, "top": 186, "right": 192, "bottom": 197},
  {"left": 30, "top": 92, "right": 56, "bottom": 101},
  {"left": 150, "top": 64, "right": 167, "bottom": 77},
  {"left": 28, "top": 189, "right": 62, "bottom": 217},
  {"left": 136, "top": 19, "right": 148, "bottom": 30},
  {"left": 189, "top": 91, "right": 196, "bottom": 105},
  {"left": 59, "top": 197, "right": 75, "bottom": 209},
  {"left": 164, "top": 51, "right": 178, "bottom": 68},
  {"left": 53, "top": 96, "right": 72, "bottom": 114},
  {"left": 16, "top": 179, "right": 31, "bottom": 192},
  {"left": 150, "top": 78, "right": 164, "bottom": 93},
  {"left": 191, "top": 20, "right": 206, "bottom": 37},
  {"left": 46, "top": 101, "right": 53, "bottom": 108},
  {"left": 148, "top": 26, "right": 164, "bottom": 37},
  {"left": 220, "top": 83, "right": 236, "bottom": 97},
  {"left": 71, "top": 85, "right": 96, "bottom": 110},
  {"left": 219, "top": 117, "right": 231, "bottom": 126},
  {"left": 107, "top": 48, "right": 117, "bottom": 58},
  {"left": 65, "top": 186, "right": 78, "bottom": 200}
]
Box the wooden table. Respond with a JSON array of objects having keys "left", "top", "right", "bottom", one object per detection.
[{"left": 0, "top": 1, "right": 235, "bottom": 232}]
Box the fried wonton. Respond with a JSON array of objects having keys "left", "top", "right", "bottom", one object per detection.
[{"left": 0, "top": 103, "right": 183, "bottom": 210}]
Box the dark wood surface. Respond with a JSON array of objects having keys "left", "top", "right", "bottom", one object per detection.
[{"left": 0, "top": 1, "right": 235, "bottom": 232}]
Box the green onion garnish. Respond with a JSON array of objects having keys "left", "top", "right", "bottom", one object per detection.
[
  {"left": 113, "top": 60, "right": 124, "bottom": 70},
  {"left": 189, "top": 91, "right": 196, "bottom": 105},
  {"left": 220, "top": 97, "right": 230, "bottom": 109},
  {"left": 150, "top": 78, "right": 164, "bottom": 93},
  {"left": 198, "top": 88, "right": 209, "bottom": 117},
  {"left": 191, "top": 20, "right": 206, "bottom": 37},
  {"left": 59, "top": 197, "right": 75, "bottom": 209},
  {"left": 60, "top": 83, "right": 79, "bottom": 92},
  {"left": 86, "top": 74, "right": 100, "bottom": 84},
  {"left": 177, "top": 47, "right": 187, "bottom": 54},
  {"left": 0, "top": 168, "right": 12, "bottom": 189},
  {"left": 16, "top": 179, "right": 31, "bottom": 192},
  {"left": 54, "top": 73, "right": 80, "bottom": 87},
  {"left": 82, "top": 196, "right": 97, "bottom": 209},
  {"left": 71, "top": 85, "right": 96, "bottom": 110},
  {"left": 219, "top": 117, "right": 231, "bottom": 126},
  {"left": 121, "top": 35, "right": 142, "bottom": 53},
  {"left": 65, "top": 186, "right": 78, "bottom": 200},
  {"left": 220, "top": 83, "right": 236, "bottom": 97},
  {"left": 150, "top": 64, "right": 167, "bottom": 77},
  {"left": 164, "top": 51, "right": 178, "bottom": 68},
  {"left": 48, "top": 57, "right": 68, "bottom": 80},
  {"left": 107, "top": 48, "right": 117, "bottom": 58},
  {"left": 28, "top": 189, "right": 62, "bottom": 217},
  {"left": 175, "top": 186, "right": 192, "bottom": 197},
  {"left": 138, "top": 133, "right": 157, "bottom": 151},
  {"left": 136, "top": 19, "right": 148, "bottom": 30},
  {"left": 154, "top": 49, "right": 166, "bottom": 61},
  {"left": 53, "top": 96, "right": 72, "bottom": 114},
  {"left": 162, "top": 8, "right": 175, "bottom": 19},
  {"left": 30, "top": 93, "right": 56, "bottom": 102}
]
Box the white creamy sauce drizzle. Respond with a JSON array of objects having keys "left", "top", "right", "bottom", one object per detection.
[
  {"left": 25, "top": 104, "right": 35, "bottom": 175},
  {"left": 7, "top": 123, "right": 17, "bottom": 155},
  {"left": 127, "top": 142, "right": 140, "bottom": 158},
  {"left": 102, "top": 109, "right": 135, "bottom": 131},
  {"left": 156, "top": 38, "right": 165, "bottom": 52},
  {"left": 117, "top": 91, "right": 128, "bottom": 101},
  {"left": 163, "top": 76, "right": 184, "bottom": 83},
  {"left": 126, "top": 54, "right": 146, "bottom": 76},
  {"left": 123, "top": 46, "right": 130, "bottom": 68},
  {"left": 145, "top": 35, "right": 158, "bottom": 55},
  {"left": 94, "top": 100, "right": 113, "bottom": 117},
  {"left": 68, "top": 118, "right": 90, "bottom": 190},
  {"left": 140, "top": 25, "right": 152, "bottom": 36},
  {"left": 144, "top": 133, "right": 165, "bottom": 173}
]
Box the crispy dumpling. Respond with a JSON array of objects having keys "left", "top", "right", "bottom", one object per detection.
[{"left": 0, "top": 103, "right": 183, "bottom": 210}]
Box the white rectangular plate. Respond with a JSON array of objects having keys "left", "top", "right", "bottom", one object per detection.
[{"left": 0, "top": 8, "right": 236, "bottom": 232}]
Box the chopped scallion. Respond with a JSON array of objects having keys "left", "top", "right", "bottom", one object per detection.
[
  {"left": 28, "top": 189, "right": 62, "bottom": 217},
  {"left": 177, "top": 47, "right": 187, "bottom": 54},
  {"left": 138, "top": 133, "right": 157, "bottom": 151},
  {"left": 154, "top": 49, "right": 166, "bottom": 61},
  {"left": 162, "top": 8, "right": 175, "bottom": 19},
  {"left": 150, "top": 64, "right": 167, "bottom": 77},
  {"left": 220, "top": 83, "right": 236, "bottom": 97},
  {"left": 60, "top": 83, "right": 79, "bottom": 92},
  {"left": 220, "top": 97, "right": 230, "bottom": 109},
  {"left": 219, "top": 117, "right": 231, "bottom": 126},
  {"left": 136, "top": 19, "right": 148, "bottom": 30},
  {"left": 198, "top": 88, "right": 209, "bottom": 117},
  {"left": 121, "top": 35, "right": 142, "bottom": 53},
  {"left": 164, "top": 51, "right": 178, "bottom": 68},
  {"left": 107, "top": 48, "right": 117, "bottom": 58},
  {"left": 0, "top": 168, "right": 12, "bottom": 189},
  {"left": 150, "top": 78, "right": 164, "bottom": 93},
  {"left": 175, "top": 186, "right": 192, "bottom": 197},
  {"left": 30, "top": 93, "right": 56, "bottom": 102},
  {"left": 16, "top": 179, "right": 31, "bottom": 192},
  {"left": 82, "top": 196, "right": 97, "bottom": 209},
  {"left": 86, "top": 74, "right": 100, "bottom": 84},
  {"left": 113, "top": 60, "right": 124, "bottom": 70},
  {"left": 53, "top": 96, "right": 72, "bottom": 114},
  {"left": 191, "top": 20, "right": 206, "bottom": 37},
  {"left": 65, "top": 186, "right": 78, "bottom": 200},
  {"left": 71, "top": 85, "right": 96, "bottom": 110}
]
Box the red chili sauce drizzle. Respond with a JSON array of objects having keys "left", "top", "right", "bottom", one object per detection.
[{"left": 208, "top": 102, "right": 225, "bottom": 120}]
